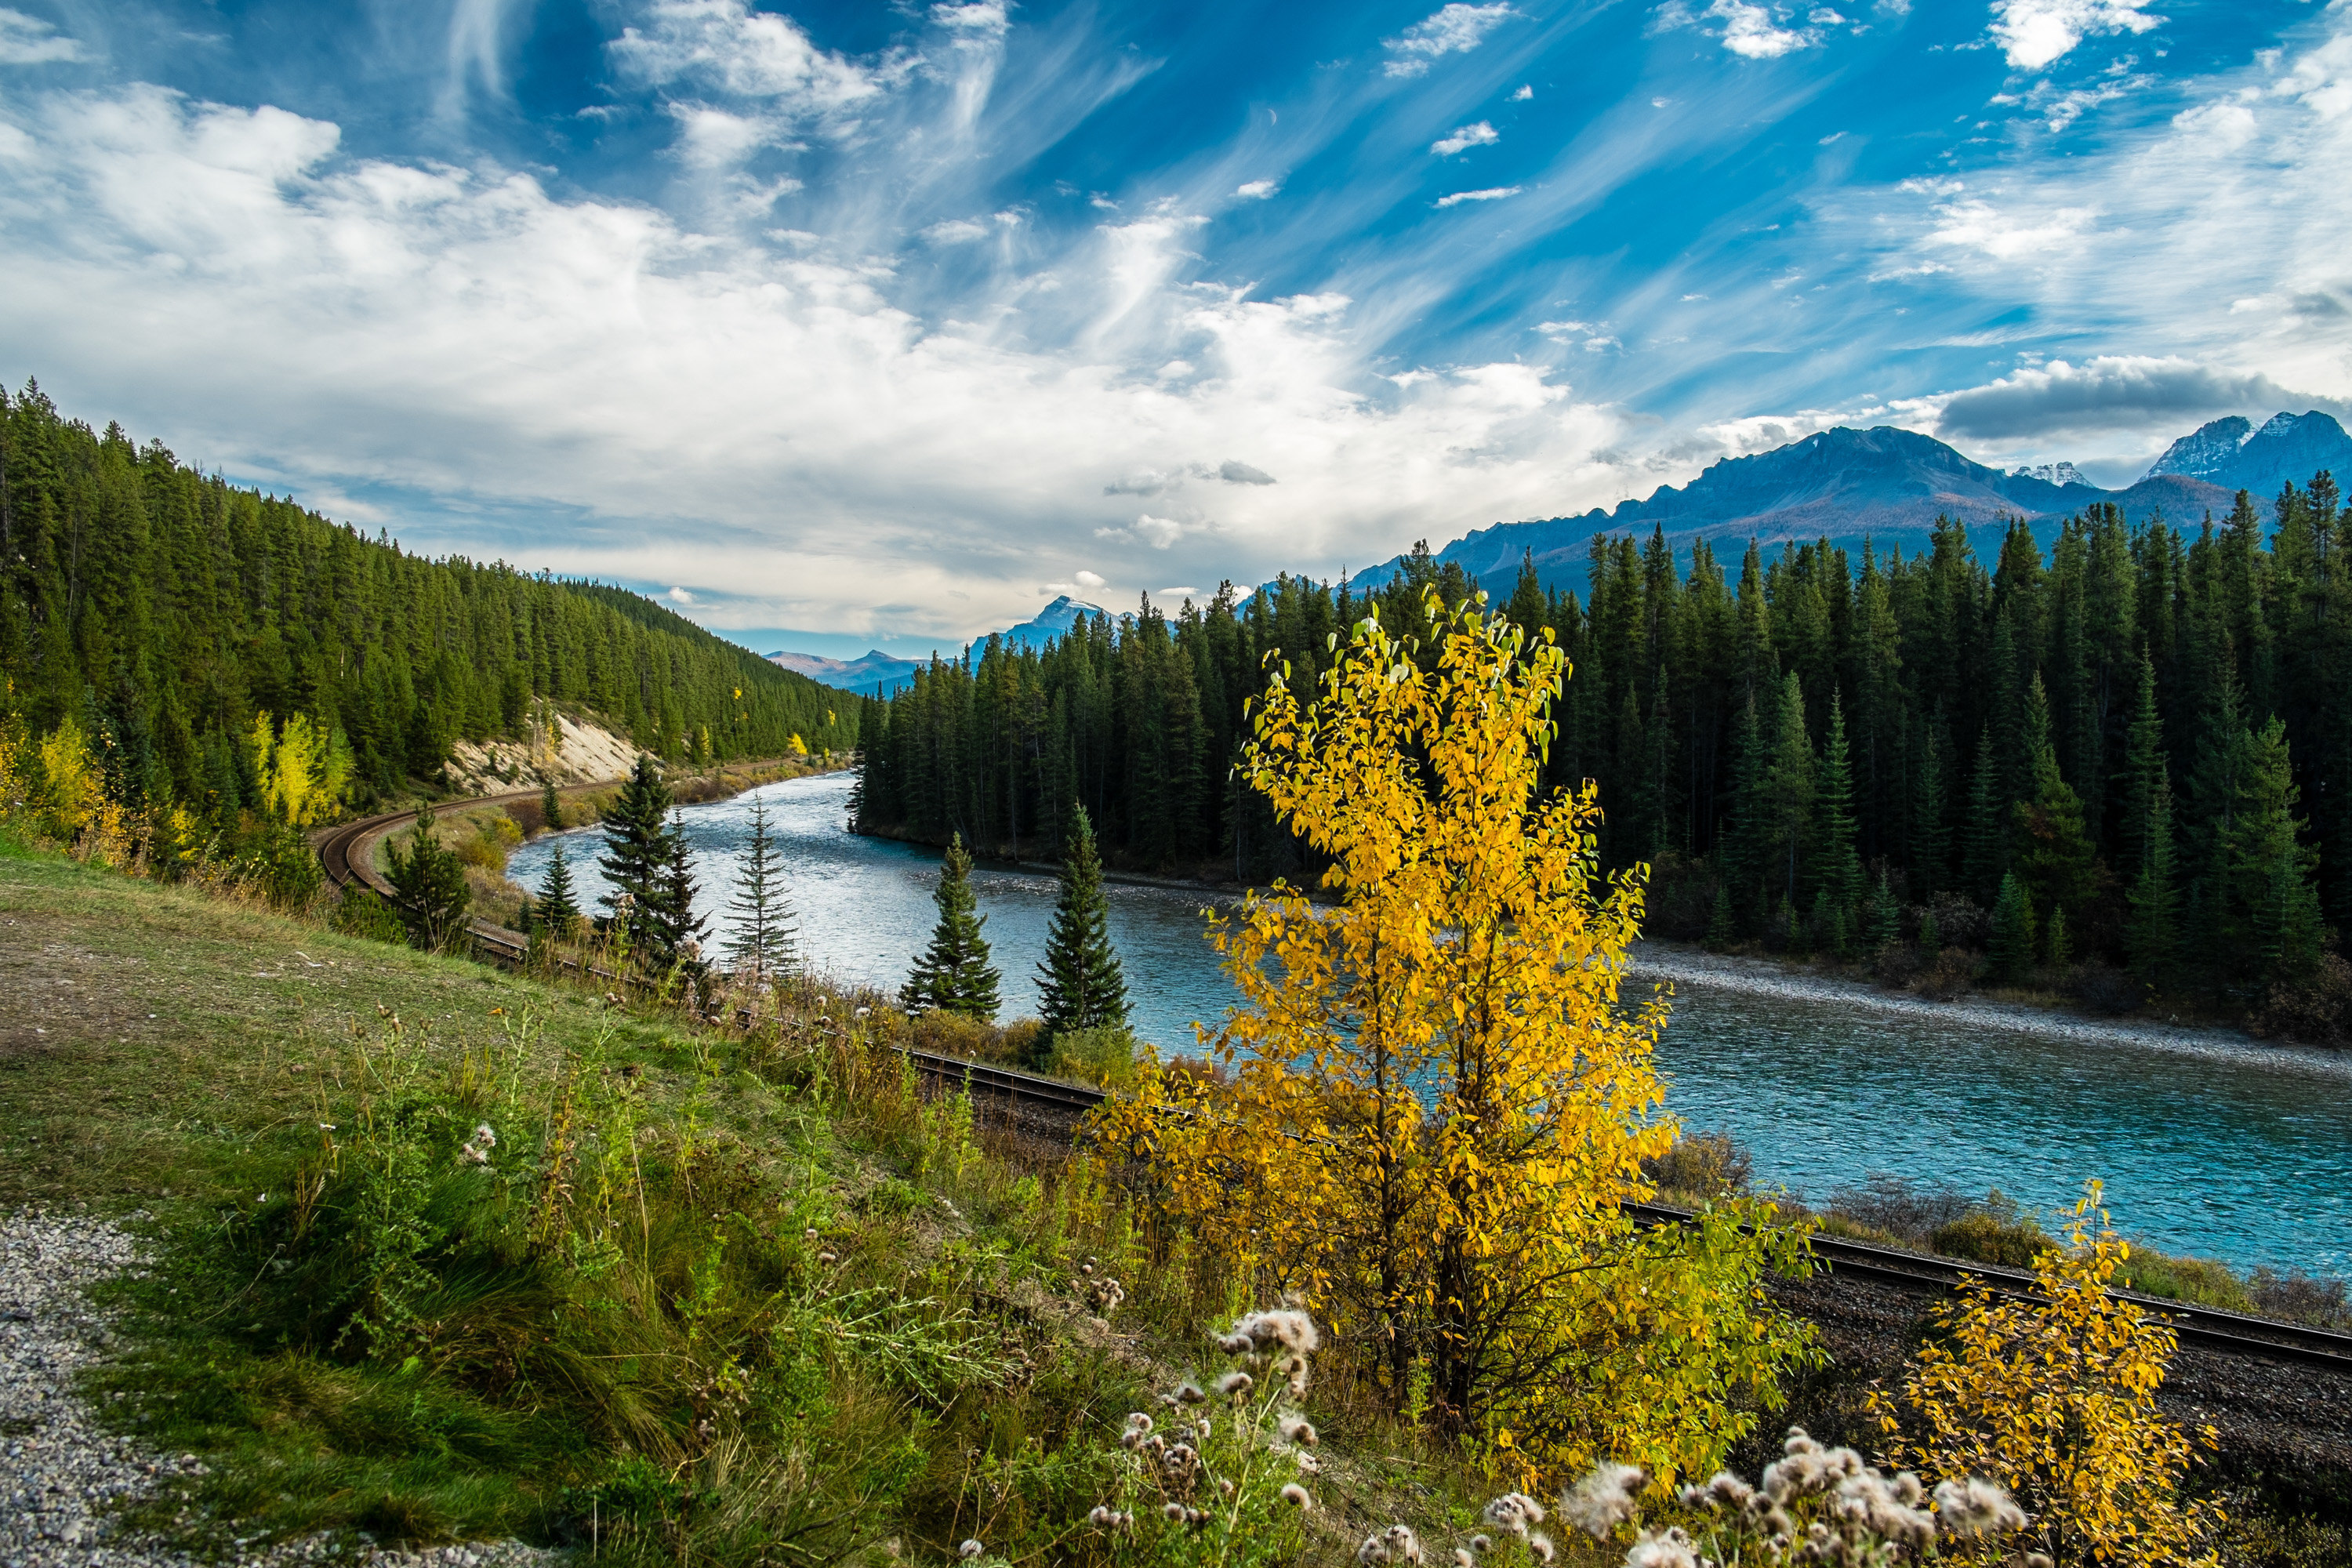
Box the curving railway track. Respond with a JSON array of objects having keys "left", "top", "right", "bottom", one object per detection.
[{"left": 314, "top": 802, "right": 2352, "bottom": 1375}]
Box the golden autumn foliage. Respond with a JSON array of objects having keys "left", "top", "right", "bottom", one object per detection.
[
  {"left": 1867, "top": 1182, "right": 2223, "bottom": 1566},
  {"left": 249, "top": 711, "right": 354, "bottom": 828},
  {"left": 1094, "top": 590, "right": 1818, "bottom": 1486}
]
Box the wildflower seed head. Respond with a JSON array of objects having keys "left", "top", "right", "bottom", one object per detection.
[
  {"left": 1931, "top": 1477, "right": 2027, "bottom": 1540},
  {"left": 957, "top": 1543, "right": 983, "bottom": 1562},
  {"left": 1382, "top": 1524, "right": 1425, "bottom": 1566},
  {"left": 1454, "top": 1552, "right": 1475, "bottom": 1568},
  {"left": 1526, "top": 1534, "right": 1553, "bottom": 1566},
  {"left": 1560, "top": 1464, "right": 1644, "bottom": 1540},
  {"left": 1281, "top": 1483, "right": 1311, "bottom": 1509},
  {"left": 1621, "top": 1526, "right": 1699, "bottom": 1568},
  {"left": 1295, "top": 1451, "right": 1323, "bottom": 1475},
  {"left": 1214, "top": 1370, "right": 1254, "bottom": 1398},
  {"left": 1216, "top": 1332, "right": 1254, "bottom": 1356},
  {"left": 1219, "top": 1478, "right": 1234, "bottom": 1498},
  {"left": 1164, "top": 1503, "right": 1185, "bottom": 1523},
  {"left": 1277, "top": 1415, "right": 1319, "bottom": 1447},
  {"left": 1469, "top": 1536, "right": 1491, "bottom": 1555},
  {"left": 1126, "top": 1412, "right": 1153, "bottom": 1433},
  {"left": 1175, "top": 1382, "right": 1207, "bottom": 1404}
]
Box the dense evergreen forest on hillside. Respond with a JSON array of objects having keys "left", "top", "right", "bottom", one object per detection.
[
  {"left": 857, "top": 474, "right": 2350, "bottom": 1008},
  {"left": 0, "top": 380, "right": 858, "bottom": 818}
]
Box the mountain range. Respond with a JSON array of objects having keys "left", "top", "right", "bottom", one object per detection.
[
  {"left": 769, "top": 593, "right": 1109, "bottom": 695},
  {"left": 1414, "top": 416, "right": 2345, "bottom": 598},
  {"left": 786, "top": 411, "right": 2350, "bottom": 694}
]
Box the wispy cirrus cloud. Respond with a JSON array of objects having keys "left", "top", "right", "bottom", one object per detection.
[{"left": 1431, "top": 121, "right": 1500, "bottom": 156}]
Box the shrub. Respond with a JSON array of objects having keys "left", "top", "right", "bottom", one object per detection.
[
  {"left": 1930, "top": 1195, "right": 2052, "bottom": 1271},
  {"left": 2115, "top": 1251, "right": 2256, "bottom": 1313},
  {"left": 330, "top": 885, "right": 410, "bottom": 946},
  {"left": 2249, "top": 1266, "right": 2352, "bottom": 1329},
  {"left": 1644, "top": 1131, "right": 1755, "bottom": 1203},
  {"left": 2248, "top": 953, "right": 2352, "bottom": 1045},
  {"left": 2067, "top": 962, "right": 2147, "bottom": 1018},
  {"left": 1909, "top": 946, "right": 1978, "bottom": 1001},
  {"left": 1824, "top": 1176, "right": 1971, "bottom": 1247},
  {"left": 1046, "top": 1026, "right": 1139, "bottom": 1090},
  {"left": 1926, "top": 892, "right": 1990, "bottom": 952},
  {"left": 1871, "top": 941, "right": 1922, "bottom": 989}
]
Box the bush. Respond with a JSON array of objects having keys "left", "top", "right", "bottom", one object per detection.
[
  {"left": 2066, "top": 961, "right": 2147, "bottom": 1018},
  {"left": 1045, "top": 1026, "right": 1138, "bottom": 1090},
  {"left": 1824, "top": 1175, "right": 1970, "bottom": 1247},
  {"left": 1925, "top": 892, "right": 1989, "bottom": 952},
  {"left": 2114, "top": 1250, "right": 2256, "bottom": 1312},
  {"left": 2250, "top": 1266, "right": 2352, "bottom": 1329},
  {"left": 329, "top": 885, "right": 410, "bottom": 946},
  {"left": 2248, "top": 953, "right": 2352, "bottom": 1045},
  {"left": 1930, "top": 1195, "right": 2051, "bottom": 1269},
  {"left": 1871, "top": 941, "right": 1922, "bottom": 989},
  {"left": 1643, "top": 1130, "right": 1754, "bottom": 1203},
  {"left": 1908, "top": 946, "right": 1978, "bottom": 1001}
]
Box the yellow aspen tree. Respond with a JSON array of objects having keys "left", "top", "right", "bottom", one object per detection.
[
  {"left": 1097, "top": 590, "right": 1816, "bottom": 1485},
  {"left": 38, "top": 716, "right": 103, "bottom": 837},
  {"left": 1867, "top": 1181, "right": 2223, "bottom": 1566}
]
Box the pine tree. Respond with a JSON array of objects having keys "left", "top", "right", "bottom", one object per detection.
[
  {"left": 1989, "top": 872, "right": 2037, "bottom": 982},
  {"left": 1036, "top": 804, "right": 1131, "bottom": 1036},
  {"left": 648, "top": 811, "right": 710, "bottom": 972},
  {"left": 723, "top": 794, "right": 798, "bottom": 984},
  {"left": 901, "top": 833, "right": 1000, "bottom": 1018},
  {"left": 2043, "top": 901, "right": 2071, "bottom": 969},
  {"left": 2012, "top": 672, "right": 2097, "bottom": 933},
  {"left": 1962, "top": 725, "right": 2005, "bottom": 906},
  {"left": 1764, "top": 672, "right": 1816, "bottom": 909},
  {"left": 540, "top": 776, "right": 564, "bottom": 832},
  {"left": 1813, "top": 691, "right": 1863, "bottom": 920},
  {"left": 2226, "top": 717, "right": 2325, "bottom": 982},
  {"left": 537, "top": 842, "right": 582, "bottom": 937},
  {"left": 1705, "top": 882, "right": 1736, "bottom": 950},
  {"left": 2125, "top": 775, "right": 2179, "bottom": 982},
  {"left": 598, "top": 754, "right": 674, "bottom": 927},
  {"left": 1911, "top": 720, "right": 1950, "bottom": 901},
  {"left": 386, "top": 801, "right": 471, "bottom": 952},
  {"left": 2114, "top": 652, "right": 2164, "bottom": 873},
  {"left": 1864, "top": 870, "right": 1902, "bottom": 950}
]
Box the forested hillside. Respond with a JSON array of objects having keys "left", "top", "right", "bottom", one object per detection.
[
  {"left": 858, "top": 474, "right": 2349, "bottom": 1009},
  {"left": 0, "top": 380, "right": 858, "bottom": 815}
]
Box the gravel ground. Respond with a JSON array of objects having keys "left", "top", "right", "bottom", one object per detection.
[{"left": 0, "top": 1207, "right": 559, "bottom": 1568}]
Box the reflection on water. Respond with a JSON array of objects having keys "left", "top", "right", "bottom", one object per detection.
[{"left": 506, "top": 771, "right": 2352, "bottom": 1274}]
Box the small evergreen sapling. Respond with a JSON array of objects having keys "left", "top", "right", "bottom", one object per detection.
[
  {"left": 1037, "top": 804, "right": 1131, "bottom": 1038},
  {"left": 539, "top": 776, "right": 564, "bottom": 832},
  {"left": 1989, "top": 873, "right": 2037, "bottom": 982},
  {"left": 902, "top": 833, "right": 1000, "bottom": 1019},
  {"left": 723, "top": 793, "right": 798, "bottom": 984},
  {"left": 537, "top": 842, "right": 582, "bottom": 938},
  {"left": 386, "top": 800, "right": 471, "bottom": 952}
]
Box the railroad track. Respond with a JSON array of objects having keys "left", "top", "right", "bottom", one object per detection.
[{"left": 315, "top": 805, "right": 2352, "bottom": 1374}]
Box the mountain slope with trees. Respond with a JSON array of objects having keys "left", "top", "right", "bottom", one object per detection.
[{"left": 0, "top": 379, "right": 859, "bottom": 818}]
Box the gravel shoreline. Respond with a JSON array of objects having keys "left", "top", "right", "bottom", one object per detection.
[
  {"left": 1629, "top": 942, "right": 2352, "bottom": 1074},
  {"left": 0, "top": 1208, "right": 556, "bottom": 1568}
]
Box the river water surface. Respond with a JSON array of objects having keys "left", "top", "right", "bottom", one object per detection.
[{"left": 509, "top": 771, "right": 2352, "bottom": 1276}]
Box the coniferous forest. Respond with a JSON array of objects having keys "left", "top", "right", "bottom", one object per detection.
[
  {"left": 857, "top": 475, "right": 2351, "bottom": 1019},
  {"left": 0, "top": 381, "right": 859, "bottom": 818}
]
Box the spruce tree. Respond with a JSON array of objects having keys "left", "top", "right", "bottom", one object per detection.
[
  {"left": 1813, "top": 691, "right": 1863, "bottom": 920},
  {"left": 2012, "top": 672, "right": 2096, "bottom": 933},
  {"left": 540, "top": 776, "right": 565, "bottom": 832},
  {"left": 1961, "top": 725, "right": 2005, "bottom": 906},
  {"left": 2125, "top": 775, "right": 2179, "bottom": 982},
  {"left": 2114, "top": 652, "right": 2165, "bottom": 873},
  {"left": 537, "top": 842, "right": 582, "bottom": 937},
  {"left": 2226, "top": 717, "right": 2325, "bottom": 982},
  {"left": 901, "top": 833, "right": 1000, "bottom": 1019},
  {"left": 386, "top": 801, "right": 472, "bottom": 952},
  {"left": 724, "top": 794, "right": 798, "bottom": 984},
  {"left": 1036, "top": 804, "right": 1131, "bottom": 1036},
  {"left": 1911, "top": 719, "right": 1949, "bottom": 901},
  {"left": 1864, "top": 870, "right": 1901, "bottom": 950},
  {"left": 1988, "top": 872, "right": 2037, "bottom": 982},
  {"left": 599, "top": 754, "right": 675, "bottom": 926},
  {"left": 1764, "top": 673, "right": 1816, "bottom": 910},
  {"left": 1705, "top": 882, "right": 1735, "bottom": 951},
  {"left": 648, "top": 812, "right": 711, "bottom": 972}
]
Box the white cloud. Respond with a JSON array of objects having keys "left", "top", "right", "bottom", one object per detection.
[
  {"left": 611, "top": 0, "right": 890, "bottom": 115},
  {"left": 1923, "top": 198, "right": 2096, "bottom": 260},
  {"left": 924, "top": 216, "right": 990, "bottom": 243},
  {"left": 0, "top": 7, "right": 85, "bottom": 64},
  {"left": 1510, "top": 84, "right": 1534, "bottom": 100},
  {"left": 1382, "top": 3, "right": 1519, "bottom": 78},
  {"left": 668, "top": 585, "right": 698, "bottom": 604},
  {"left": 1436, "top": 185, "right": 1522, "bottom": 207},
  {"left": 0, "top": 82, "right": 1643, "bottom": 642},
  {"left": 1987, "top": 0, "right": 2161, "bottom": 74},
  {"left": 1709, "top": 1, "right": 1816, "bottom": 58},
  {"left": 1431, "top": 121, "right": 1501, "bottom": 156},
  {"left": 1235, "top": 178, "right": 1279, "bottom": 199},
  {"left": 930, "top": 2, "right": 1010, "bottom": 36},
  {"left": 1075, "top": 570, "right": 1106, "bottom": 589},
  {"left": 1095, "top": 512, "right": 1194, "bottom": 548},
  {"left": 1158, "top": 586, "right": 1198, "bottom": 597}
]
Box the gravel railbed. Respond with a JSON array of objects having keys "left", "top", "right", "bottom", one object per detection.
[{"left": 0, "top": 1207, "right": 557, "bottom": 1568}]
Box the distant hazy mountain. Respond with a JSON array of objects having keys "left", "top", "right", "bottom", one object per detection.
[
  {"left": 1398, "top": 424, "right": 2243, "bottom": 597},
  {"left": 770, "top": 595, "right": 1112, "bottom": 695},
  {"left": 2145, "top": 411, "right": 2352, "bottom": 501},
  {"left": 967, "top": 594, "right": 1109, "bottom": 665},
  {"left": 765, "top": 648, "right": 921, "bottom": 698}
]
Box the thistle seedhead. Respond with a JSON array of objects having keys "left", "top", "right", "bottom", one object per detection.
[
  {"left": 1174, "top": 1382, "right": 1207, "bottom": 1405},
  {"left": 1621, "top": 1526, "right": 1698, "bottom": 1568},
  {"left": 956, "top": 1542, "right": 983, "bottom": 1562},
  {"left": 1163, "top": 1503, "right": 1185, "bottom": 1523},
  {"left": 1277, "top": 1415, "right": 1319, "bottom": 1448},
  {"left": 1124, "top": 1411, "right": 1152, "bottom": 1434},
  {"left": 1214, "top": 1370, "right": 1254, "bottom": 1399},
  {"left": 1280, "top": 1483, "right": 1311, "bottom": 1509},
  {"left": 1526, "top": 1534, "right": 1553, "bottom": 1566},
  {"left": 1559, "top": 1464, "right": 1644, "bottom": 1541},
  {"left": 1931, "top": 1477, "right": 2028, "bottom": 1540}
]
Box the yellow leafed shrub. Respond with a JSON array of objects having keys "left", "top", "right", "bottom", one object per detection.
[
  {"left": 1094, "top": 589, "right": 1818, "bottom": 1487},
  {"left": 1867, "top": 1181, "right": 2223, "bottom": 1566}
]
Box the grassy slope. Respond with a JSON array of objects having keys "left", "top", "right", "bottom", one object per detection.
[{"left": 0, "top": 840, "right": 1453, "bottom": 1566}]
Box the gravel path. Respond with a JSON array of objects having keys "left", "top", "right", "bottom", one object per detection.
[{"left": 0, "top": 1208, "right": 557, "bottom": 1568}]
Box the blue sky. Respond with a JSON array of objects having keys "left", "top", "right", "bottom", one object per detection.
[{"left": 2, "top": 0, "right": 2347, "bottom": 658}]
